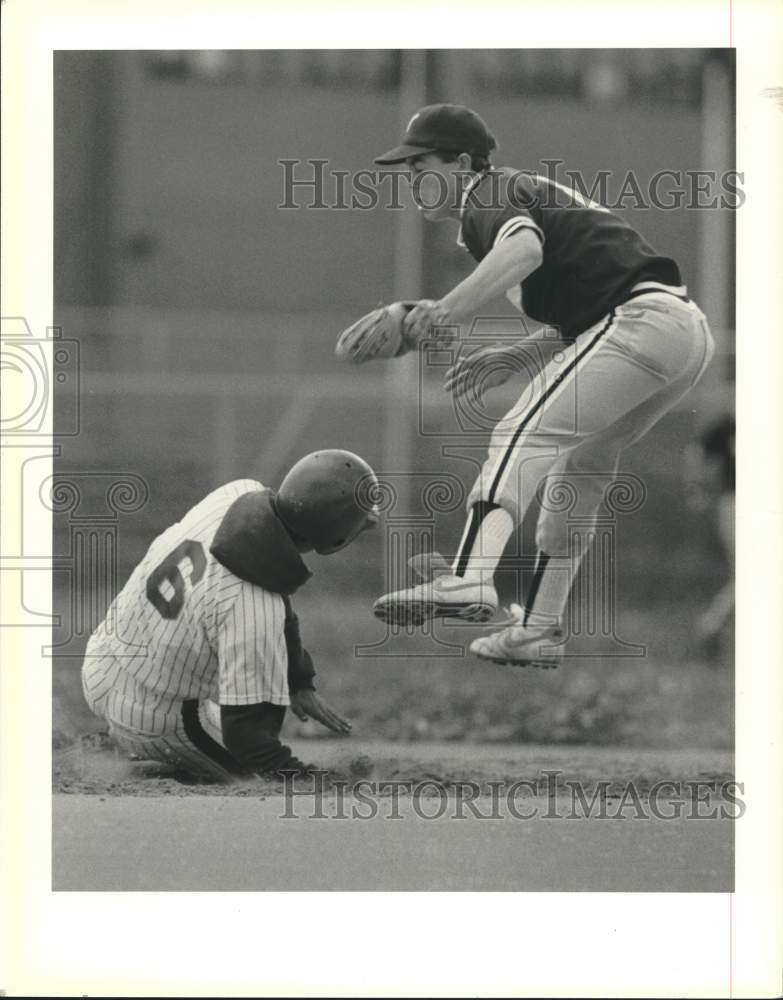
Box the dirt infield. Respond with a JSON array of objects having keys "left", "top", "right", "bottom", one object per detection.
[
  {"left": 53, "top": 734, "right": 734, "bottom": 795},
  {"left": 53, "top": 738, "right": 734, "bottom": 891}
]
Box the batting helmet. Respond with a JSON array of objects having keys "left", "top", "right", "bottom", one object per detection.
[{"left": 276, "top": 450, "right": 380, "bottom": 554}]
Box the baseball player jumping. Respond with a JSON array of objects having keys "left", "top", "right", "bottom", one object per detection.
[
  {"left": 81, "top": 451, "right": 378, "bottom": 781},
  {"left": 339, "top": 103, "right": 715, "bottom": 667}
]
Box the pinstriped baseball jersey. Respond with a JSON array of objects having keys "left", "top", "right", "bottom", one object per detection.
[{"left": 86, "top": 480, "right": 290, "bottom": 714}]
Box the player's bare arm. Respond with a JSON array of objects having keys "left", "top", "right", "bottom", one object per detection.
[
  {"left": 440, "top": 225, "right": 543, "bottom": 318},
  {"left": 334, "top": 229, "right": 547, "bottom": 366},
  {"left": 406, "top": 228, "right": 543, "bottom": 342}
]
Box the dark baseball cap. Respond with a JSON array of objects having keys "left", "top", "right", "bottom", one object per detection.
[{"left": 374, "top": 103, "right": 497, "bottom": 164}]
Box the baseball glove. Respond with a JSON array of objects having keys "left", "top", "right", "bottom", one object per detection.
[{"left": 334, "top": 301, "right": 417, "bottom": 364}]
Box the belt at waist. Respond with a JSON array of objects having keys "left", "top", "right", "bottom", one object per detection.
[{"left": 623, "top": 280, "right": 690, "bottom": 304}]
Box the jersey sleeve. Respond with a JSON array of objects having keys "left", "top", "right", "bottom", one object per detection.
[
  {"left": 282, "top": 596, "right": 316, "bottom": 693},
  {"left": 462, "top": 171, "right": 545, "bottom": 259},
  {"left": 215, "top": 580, "right": 289, "bottom": 706}
]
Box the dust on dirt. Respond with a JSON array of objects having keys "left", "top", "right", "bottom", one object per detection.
[{"left": 53, "top": 731, "right": 734, "bottom": 798}]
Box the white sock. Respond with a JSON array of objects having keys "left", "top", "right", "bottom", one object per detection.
[
  {"left": 452, "top": 506, "right": 514, "bottom": 586},
  {"left": 523, "top": 552, "right": 572, "bottom": 628},
  {"left": 525, "top": 533, "right": 609, "bottom": 629}
]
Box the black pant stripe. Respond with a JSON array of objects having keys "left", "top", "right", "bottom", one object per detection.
[
  {"left": 522, "top": 550, "right": 551, "bottom": 625},
  {"left": 488, "top": 310, "right": 617, "bottom": 503},
  {"left": 180, "top": 700, "right": 245, "bottom": 775},
  {"left": 453, "top": 500, "right": 500, "bottom": 578}
]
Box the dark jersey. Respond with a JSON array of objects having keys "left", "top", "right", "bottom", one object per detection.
[{"left": 459, "top": 167, "right": 683, "bottom": 340}]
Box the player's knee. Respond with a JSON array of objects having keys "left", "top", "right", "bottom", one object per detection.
[
  {"left": 106, "top": 723, "right": 161, "bottom": 762},
  {"left": 108, "top": 723, "right": 235, "bottom": 781}
]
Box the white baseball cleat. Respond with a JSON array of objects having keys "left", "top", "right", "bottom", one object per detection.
[
  {"left": 373, "top": 574, "right": 498, "bottom": 627},
  {"left": 470, "top": 605, "right": 564, "bottom": 668}
]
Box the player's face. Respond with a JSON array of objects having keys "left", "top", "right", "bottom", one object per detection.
[{"left": 405, "top": 154, "right": 466, "bottom": 221}]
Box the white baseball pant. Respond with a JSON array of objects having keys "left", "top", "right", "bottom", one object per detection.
[
  {"left": 81, "top": 651, "right": 242, "bottom": 781},
  {"left": 463, "top": 292, "right": 715, "bottom": 560}
]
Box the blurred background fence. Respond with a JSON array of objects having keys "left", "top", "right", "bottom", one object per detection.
[{"left": 52, "top": 49, "right": 735, "bottom": 746}]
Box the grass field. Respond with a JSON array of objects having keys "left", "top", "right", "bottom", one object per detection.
[{"left": 54, "top": 587, "right": 732, "bottom": 761}]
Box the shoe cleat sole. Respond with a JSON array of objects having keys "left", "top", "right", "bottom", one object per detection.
[{"left": 374, "top": 599, "right": 495, "bottom": 627}]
